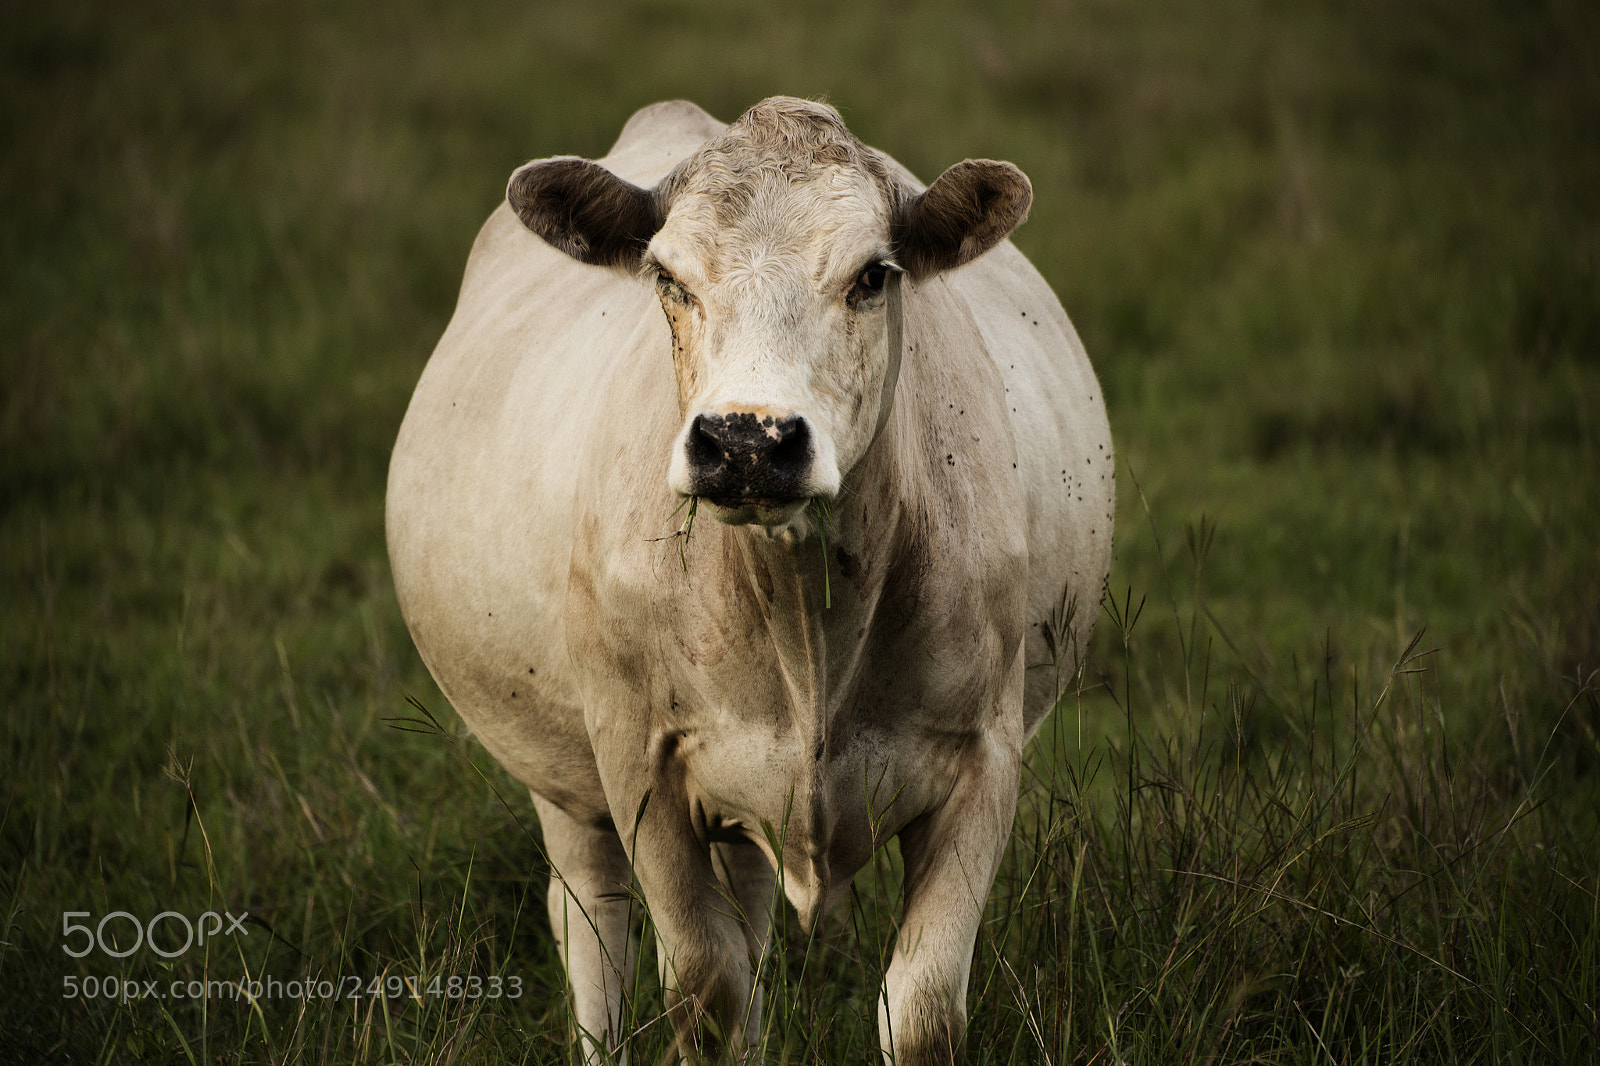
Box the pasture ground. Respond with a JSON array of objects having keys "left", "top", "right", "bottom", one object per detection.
[{"left": 4, "top": 0, "right": 1597, "bottom": 1061}]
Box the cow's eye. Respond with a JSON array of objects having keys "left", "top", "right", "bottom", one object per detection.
[
  {"left": 848, "top": 261, "right": 892, "bottom": 308},
  {"left": 655, "top": 270, "right": 691, "bottom": 306}
]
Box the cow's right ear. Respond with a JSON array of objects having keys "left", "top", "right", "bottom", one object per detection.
[
  {"left": 893, "top": 159, "right": 1032, "bottom": 281},
  {"left": 507, "top": 157, "right": 664, "bottom": 271}
]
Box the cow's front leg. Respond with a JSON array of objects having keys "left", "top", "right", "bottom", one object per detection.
[
  {"left": 645, "top": 840, "right": 775, "bottom": 1061},
  {"left": 597, "top": 742, "right": 764, "bottom": 1061},
  {"left": 709, "top": 840, "right": 777, "bottom": 1036},
  {"left": 878, "top": 735, "right": 1020, "bottom": 1065},
  {"left": 531, "top": 794, "right": 638, "bottom": 1064}
]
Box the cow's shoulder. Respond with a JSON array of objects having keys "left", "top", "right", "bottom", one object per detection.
[{"left": 602, "top": 101, "right": 728, "bottom": 186}]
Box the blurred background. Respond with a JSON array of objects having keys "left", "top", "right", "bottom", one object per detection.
[{"left": 3, "top": 0, "right": 1596, "bottom": 1061}]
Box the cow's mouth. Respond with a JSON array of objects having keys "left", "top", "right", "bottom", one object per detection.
[
  {"left": 706, "top": 495, "right": 796, "bottom": 509},
  {"left": 699, "top": 494, "right": 808, "bottom": 527}
]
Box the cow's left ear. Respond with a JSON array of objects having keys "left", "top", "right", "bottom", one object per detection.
[
  {"left": 893, "top": 160, "right": 1032, "bottom": 281},
  {"left": 507, "top": 157, "right": 664, "bottom": 271}
]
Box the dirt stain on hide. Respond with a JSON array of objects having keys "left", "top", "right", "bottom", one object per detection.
[{"left": 834, "top": 546, "right": 861, "bottom": 584}]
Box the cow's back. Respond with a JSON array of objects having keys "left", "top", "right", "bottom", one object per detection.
[{"left": 946, "top": 242, "right": 1114, "bottom": 729}]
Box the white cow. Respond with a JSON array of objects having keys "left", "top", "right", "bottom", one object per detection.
[{"left": 387, "top": 97, "right": 1113, "bottom": 1064}]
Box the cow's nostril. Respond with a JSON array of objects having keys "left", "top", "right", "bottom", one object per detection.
[
  {"left": 769, "top": 415, "right": 809, "bottom": 474},
  {"left": 687, "top": 413, "right": 727, "bottom": 469}
]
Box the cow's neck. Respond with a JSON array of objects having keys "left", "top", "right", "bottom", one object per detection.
[
  {"left": 726, "top": 527, "right": 836, "bottom": 745},
  {"left": 723, "top": 363, "right": 927, "bottom": 739}
]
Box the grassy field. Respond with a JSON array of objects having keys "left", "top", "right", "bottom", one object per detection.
[{"left": 4, "top": 0, "right": 1597, "bottom": 1061}]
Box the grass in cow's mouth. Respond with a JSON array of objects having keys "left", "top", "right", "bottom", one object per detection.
[
  {"left": 668, "top": 494, "right": 698, "bottom": 572},
  {"left": 808, "top": 496, "right": 834, "bottom": 609}
]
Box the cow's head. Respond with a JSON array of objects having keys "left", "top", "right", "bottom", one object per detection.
[{"left": 507, "top": 98, "right": 1031, "bottom": 530}]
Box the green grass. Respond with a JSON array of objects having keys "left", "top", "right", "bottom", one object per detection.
[{"left": 4, "top": 0, "right": 1597, "bottom": 1061}]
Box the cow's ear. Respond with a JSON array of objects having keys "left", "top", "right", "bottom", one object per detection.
[
  {"left": 507, "top": 157, "right": 664, "bottom": 270},
  {"left": 894, "top": 160, "right": 1032, "bottom": 281}
]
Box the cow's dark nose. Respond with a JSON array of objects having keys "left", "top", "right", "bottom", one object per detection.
[{"left": 685, "top": 411, "right": 812, "bottom": 502}]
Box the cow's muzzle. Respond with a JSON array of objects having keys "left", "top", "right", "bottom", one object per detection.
[{"left": 684, "top": 410, "right": 813, "bottom": 516}]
